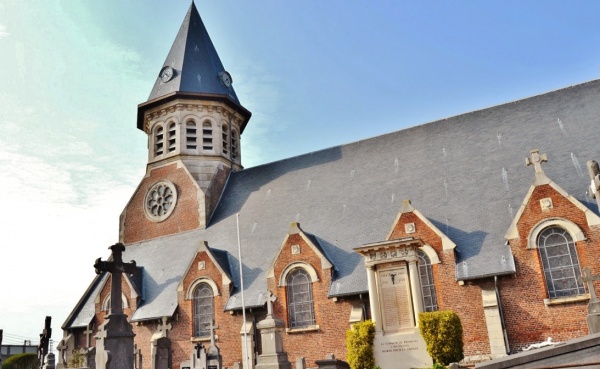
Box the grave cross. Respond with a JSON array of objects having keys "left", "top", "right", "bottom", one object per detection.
[
  {"left": 94, "top": 243, "right": 137, "bottom": 315},
  {"left": 579, "top": 266, "right": 600, "bottom": 303},
  {"left": 195, "top": 342, "right": 204, "bottom": 359},
  {"left": 209, "top": 320, "right": 219, "bottom": 347},
  {"left": 526, "top": 149, "right": 548, "bottom": 174},
  {"left": 265, "top": 292, "right": 277, "bottom": 317},
  {"left": 157, "top": 316, "right": 172, "bottom": 338},
  {"left": 38, "top": 316, "right": 52, "bottom": 369},
  {"left": 83, "top": 324, "right": 93, "bottom": 348}
]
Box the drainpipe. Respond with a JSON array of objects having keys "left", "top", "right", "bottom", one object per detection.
[{"left": 495, "top": 275, "right": 510, "bottom": 354}]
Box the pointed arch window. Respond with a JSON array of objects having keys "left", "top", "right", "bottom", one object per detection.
[
  {"left": 418, "top": 250, "right": 438, "bottom": 312},
  {"left": 537, "top": 227, "right": 586, "bottom": 298},
  {"left": 167, "top": 122, "right": 177, "bottom": 153},
  {"left": 202, "top": 121, "right": 213, "bottom": 151},
  {"left": 154, "top": 125, "right": 164, "bottom": 157},
  {"left": 231, "top": 129, "right": 239, "bottom": 161},
  {"left": 193, "top": 283, "right": 214, "bottom": 337},
  {"left": 286, "top": 268, "right": 315, "bottom": 328},
  {"left": 222, "top": 124, "right": 229, "bottom": 156},
  {"left": 186, "top": 120, "right": 197, "bottom": 151}
]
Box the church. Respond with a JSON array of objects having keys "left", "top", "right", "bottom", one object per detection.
[{"left": 60, "top": 3, "right": 600, "bottom": 369}]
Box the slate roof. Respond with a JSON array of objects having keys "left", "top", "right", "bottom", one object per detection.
[
  {"left": 146, "top": 2, "right": 240, "bottom": 105},
  {"left": 65, "top": 78, "right": 600, "bottom": 327}
]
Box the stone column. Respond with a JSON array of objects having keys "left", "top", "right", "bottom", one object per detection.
[
  {"left": 366, "top": 265, "right": 382, "bottom": 331},
  {"left": 240, "top": 318, "right": 255, "bottom": 369},
  {"left": 408, "top": 259, "right": 423, "bottom": 325}
]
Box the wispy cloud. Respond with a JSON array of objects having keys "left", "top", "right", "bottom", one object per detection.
[{"left": 0, "top": 24, "right": 8, "bottom": 39}]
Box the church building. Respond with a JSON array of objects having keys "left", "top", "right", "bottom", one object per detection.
[{"left": 61, "top": 3, "right": 600, "bottom": 369}]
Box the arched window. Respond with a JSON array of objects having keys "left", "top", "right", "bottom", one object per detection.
[
  {"left": 286, "top": 268, "right": 315, "bottom": 328},
  {"left": 222, "top": 123, "right": 229, "bottom": 156},
  {"left": 418, "top": 250, "right": 438, "bottom": 312},
  {"left": 154, "top": 125, "right": 164, "bottom": 156},
  {"left": 186, "top": 120, "right": 197, "bottom": 151},
  {"left": 202, "top": 121, "right": 213, "bottom": 150},
  {"left": 167, "top": 122, "right": 177, "bottom": 153},
  {"left": 193, "top": 283, "right": 214, "bottom": 337},
  {"left": 231, "top": 129, "right": 239, "bottom": 161},
  {"left": 537, "top": 227, "right": 586, "bottom": 298}
]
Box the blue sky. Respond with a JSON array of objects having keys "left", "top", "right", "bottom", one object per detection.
[{"left": 1, "top": 0, "right": 600, "bottom": 347}]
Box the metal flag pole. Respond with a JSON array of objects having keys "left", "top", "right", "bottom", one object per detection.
[{"left": 237, "top": 213, "right": 250, "bottom": 369}]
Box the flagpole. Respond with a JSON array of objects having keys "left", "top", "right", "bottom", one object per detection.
[{"left": 237, "top": 213, "right": 250, "bottom": 369}]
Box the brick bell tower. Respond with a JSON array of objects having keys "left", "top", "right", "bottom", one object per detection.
[{"left": 120, "top": 2, "right": 251, "bottom": 243}]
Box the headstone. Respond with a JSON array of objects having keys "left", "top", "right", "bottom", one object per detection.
[
  {"left": 255, "top": 292, "right": 292, "bottom": 369},
  {"left": 134, "top": 345, "right": 142, "bottom": 369},
  {"left": 578, "top": 266, "right": 600, "bottom": 333},
  {"left": 42, "top": 340, "right": 56, "bottom": 369},
  {"left": 180, "top": 342, "right": 207, "bottom": 369},
  {"left": 38, "top": 316, "right": 52, "bottom": 369},
  {"left": 94, "top": 243, "right": 137, "bottom": 369},
  {"left": 206, "top": 321, "right": 222, "bottom": 369},
  {"left": 315, "top": 354, "right": 349, "bottom": 369},
  {"left": 295, "top": 357, "right": 306, "bottom": 369},
  {"left": 154, "top": 337, "right": 172, "bottom": 369},
  {"left": 87, "top": 347, "right": 97, "bottom": 369},
  {"left": 56, "top": 333, "right": 74, "bottom": 369}
]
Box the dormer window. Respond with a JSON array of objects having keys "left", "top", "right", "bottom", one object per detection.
[
  {"left": 222, "top": 123, "right": 229, "bottom": 155},
  {"left": 155, "top": 126, "right": 164, "bottom": 157},
  {"left": 168, "top": 122, "right": 177, "bottom": 153},
  {"left": 202, "top": 121, "right": 213, "bottom": 150},
  {"left": 186, "top": 121, "right": 197, "bottom": 151}
]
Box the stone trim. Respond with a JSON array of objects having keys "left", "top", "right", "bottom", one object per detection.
[
  {"left": 278, "top": 261, "right": 320, "bottom": 286},
  {"left": 527, "top": 218, "right": 586, "bottom": 249},
  {"left": 544, "top": 294, "right": 590, "bottom": 306},
  {"left": 418, "top": 244, "right": 440, "bottom": 264},
  {"left": 186, "top": 277, "right": 220, "bottom": 299},
  {"left": 285, "top": 324, "right": 320, "bottom": 333}
]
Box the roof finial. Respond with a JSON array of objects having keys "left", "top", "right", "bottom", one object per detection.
[{"left": 526, "top": 149, "right": 547, "bottom": 174}]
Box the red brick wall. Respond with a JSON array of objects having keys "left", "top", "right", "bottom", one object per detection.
[
  {"left": 388, "top": 211, "right": 492, "bottom": 356},
  {"left": 501, "top": 184, "right": 600, "bottom": 351},
  {"left": 122, "top": 163, "right": 200, "bottom": 243}
]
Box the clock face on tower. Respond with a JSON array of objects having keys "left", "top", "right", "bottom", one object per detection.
[
  {"left": 144, "top": 181, "right": 178, "bottom": 222},
  {"left": 219, "top": 71, "right": 232, "bottom": 88},
  {"left": 159, "top": 66, "right": 175, "bottom": 83}
]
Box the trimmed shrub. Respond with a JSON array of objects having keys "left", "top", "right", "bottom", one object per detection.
[
  {"left": 419, "top": 310, "right": 464, "bottom": 366},
  {"left": 346, "top": 320, "right": 376, "bottom": 369},
  {"left": 67, "top": 349, "right": 85, "bottom": 368},
  {"left": 2, "top": 353, "right": 38, "bottom": 369}
]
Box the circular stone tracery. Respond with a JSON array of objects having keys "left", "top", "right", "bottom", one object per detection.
[{"left": 144, "top": 181, "right": 178, "bottom": 222}]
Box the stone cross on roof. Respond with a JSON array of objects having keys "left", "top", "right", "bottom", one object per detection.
[
  {"left": 579, "top": 266, "right": 599, "bottom": 303},
  {"left": 526, "top": 149, "right": 548, "bottom": 174},
  {"left": 265, "top": 291, "right": 277, "bottom": 317},
  {"left": 94, "top": 243, "right": 137, "bottom": 315}
]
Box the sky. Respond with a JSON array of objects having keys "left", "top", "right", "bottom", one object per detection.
[{"left": 1, "top": 0, "right": 600, "bottom": 348}]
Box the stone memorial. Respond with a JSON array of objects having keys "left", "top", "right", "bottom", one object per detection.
[
  {"left": 42, "top": 339, "right": 56, "bottom": 369},
  {"left": 206, "top": 321, "right": 222, "bottom": 369},
  {"left": 315, "top": 354, "right": 349, "bottom": 369},
  {"left": 151, "top": 317, "right": 172, "bottom": 369},
  {"left": 94, "top": 243, "right": 137, "bottom": 369},
  {"left": 579, "top": 266, "right": 600, "bottom": 334},
  {"left": 255, "top": 292, "right": 292, "bottom": 369},
  {"left": 295, "top": 357, "right": 305, "bottom": 369},
  {"left": 354, "top": 237, "right": 432, "bottom": 369},
  {"left": 180, "top": 342, "right": 207, "bottom": 369},
  {"left": 38, "top": 316, "right": 52, "bottom": 369}
]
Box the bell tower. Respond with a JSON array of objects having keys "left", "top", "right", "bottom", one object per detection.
[{"left": 120, "top": 2, "right": 251, "bottom": 243}]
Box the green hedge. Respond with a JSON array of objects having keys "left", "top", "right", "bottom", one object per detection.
[
  {"left": 419, "top": 310, "right": 464, "bottom": 366},
  {"left": 346, "top": 320, "right": 376, "bottom": 369},
  {"left": 2, "top": 353, "right": 39, "bottom": 369}
]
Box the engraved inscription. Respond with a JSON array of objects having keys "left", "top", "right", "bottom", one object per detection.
[{"left": 378, "top": 264, "right": 414, "bottom": 331}]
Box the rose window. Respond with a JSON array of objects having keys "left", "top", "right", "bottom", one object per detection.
[{"left": 144, "top": 181, "right": 177, "bottom": 222}]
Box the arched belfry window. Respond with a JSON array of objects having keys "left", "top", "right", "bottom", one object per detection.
[
  {"left": 154, "top": 125, "right": 164, "bottom": 157},
  {"left": 231, "top": 129, "right": 239, "bottom": 161},
  {"left": 286, "top": 268, "right": 315, "bottom": 328},
  {"left": 186, "top": 120, "right": 197, "bottom": 151},
  {"left": 167, "top": 122, "right": 177, "bottom": 153},
  {"left": 202, "top": 121, "right": 213, "bottom": 151},
  {"left": 418, "top": 250, "right": 438, "bottom": 312},
  {"left": 193, "top": 283, "right": 214, "bottom": 337},
  {"left": 222, "top": 123, "right": 229, "bottom": 156},
  {"left": 537, "top": 227, "right": 586, "bottom": 298}
]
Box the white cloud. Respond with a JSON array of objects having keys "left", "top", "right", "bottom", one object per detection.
[{"left": 0, "top": 24, "right": 8, "bottom": 39}]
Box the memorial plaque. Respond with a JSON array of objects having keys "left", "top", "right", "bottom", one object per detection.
[{"left": 378, "top": 263, "right": 414, "bottom": 331}]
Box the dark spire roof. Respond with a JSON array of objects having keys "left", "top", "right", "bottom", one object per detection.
[{"left": 146, "top": 2, "right": 240, "bottom": 104}]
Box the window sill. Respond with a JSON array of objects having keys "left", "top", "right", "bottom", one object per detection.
[
  {"left": 544, "top": 294, "right": 589, "bottom": 306},
  {"left": 191, "top": 335, "right": 216, "bottom": 343},
  {"left": 286, "top": 325, "right": 320, "bottom": 334}
]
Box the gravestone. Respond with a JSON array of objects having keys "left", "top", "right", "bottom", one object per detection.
[
  {"left": 206, "top": 321, "right": 222, "bottom": 369},
  {"left": 315, "top": 354, "right": 349, "bottom": 369},
  {"left": 295, "top": 357, "right": 306, "bottom": 369},
  {"left": 180, "top": 342, "right": 207, "bottom": 369},
  {"left": 38, "top": 316, "right": 52, "bottom": 369},
  {"left": 154, "top": 337, "right": 171, "bottom": 369},
  {"left": 578, "top": 266, "right": 600, "bottom": 333},
  {"left": 42, "top": 339, "right": 56, "bottom": 369},
  {"left": 255, "top": 292, "right": 292, "bottom": 369},
  {"left": 86, "top": 347, "right": 96, "bottom": 369},
  {"left": 94, "top": 243, "right": 137, "bottom": 369}
]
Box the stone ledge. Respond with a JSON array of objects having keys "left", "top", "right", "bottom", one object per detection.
[
  {"left": 285, "top": 325, "right": 320, "bottom": 334},
  {"left": 544, "top": 294, "right": 589, "bottom": 306}
]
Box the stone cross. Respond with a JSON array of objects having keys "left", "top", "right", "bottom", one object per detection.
[
  {"left": 579, "top": 266, "right": 599, "bottom": 303},
  {"left": 195, "top": 342, "right": 205, "bottom": 359},
  {"left": 209, "top": 320, "right": 219, "bottom": 347},
  {"left": 38, "top": 316, "right": 52, "bottom": 369},
  {"left": 587, "top": 160, "right": 600, "bottom": 210},
  {"left": 157, "top": 316, "right": 172, "bottom": 338},
  {"left": 84, "top": 325, "right": 94, "bottom": 348},
  {"left": 526, "top": 149, "right": 548, "bottom": 174},
  {"left": 94, "top": 243, "right": 137, "bottom": 315},
  {"left": 265, "top": 292, "right": 277, "bottom": 317}
]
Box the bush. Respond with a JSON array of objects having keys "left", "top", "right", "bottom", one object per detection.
[
  {"left": 67, "top": 349, "right": 86, "bottom": 368},
  {"left": 419, "top": 310, "right": 464, "bottom": 366},
  {"left": 346, "top": 320, "right": 376, "bottom": 369},
  {"left": 2, "top": 353, "right": 39, "bottom": 369}
]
